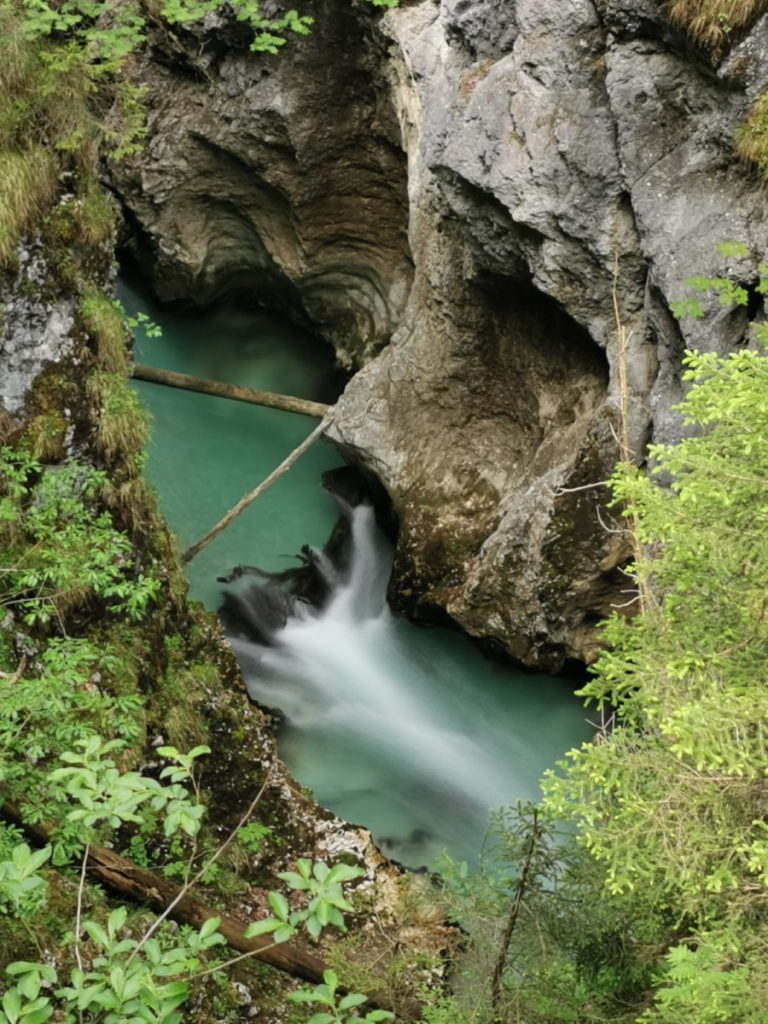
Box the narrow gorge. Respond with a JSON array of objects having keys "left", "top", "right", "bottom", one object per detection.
[
  {"left": 3, "top": 0, "right": 768, "bottom": 1021},
  {"left": 108, "top": 0, "right": 768, "bottom": 668}
]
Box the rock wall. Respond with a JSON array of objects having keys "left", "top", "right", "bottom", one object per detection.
[
  {"left": 112, "top": 0, "right": 411, "bottom": 367},
  {"left": 112, "top": 0, "right": 768, "bottom": 669}
]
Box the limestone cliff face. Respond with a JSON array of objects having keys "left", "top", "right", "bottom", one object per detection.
[{"left": 112, "top": 0, "right": 768, "bottom": 669}]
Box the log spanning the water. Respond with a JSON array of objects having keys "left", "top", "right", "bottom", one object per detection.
[
  {"left": 181, "top": 411, "right": 334, "bottom": 564},
  {"left": 132, "top": 364, "right": 331, "bottom": 420}
]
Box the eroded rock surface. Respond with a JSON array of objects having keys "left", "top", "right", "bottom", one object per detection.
[
  {"left": 112, "top": 0, "right": 768, "bottom": 668},
  {"left": 0, "top": 245, "right": 77, "bottom": 417},
  {"left": 112, "top": 0, "right": 411, "bottom": 366}
]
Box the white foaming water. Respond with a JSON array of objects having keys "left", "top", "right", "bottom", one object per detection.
[{"left": 230, "top": 503, "right": 591, "bottom": 868}]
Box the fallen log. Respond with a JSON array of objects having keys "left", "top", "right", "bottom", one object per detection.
[
  {"left": 132, "top": 364, "right": 330, "bottom": 420},
  {"left": 1, "top": 800, "right": 326, "bottom": 984},
  {"left": 2, "top": 800, "right": 424, "bottom": 1018},
  {"left": 182, "top": 411, "right": 334, "bottom": 564}
]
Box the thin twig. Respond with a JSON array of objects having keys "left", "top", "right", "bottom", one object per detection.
[
  {"left": 0, "top": 655, "right": 27, "bottom": 683},
  {"left": 552, "top": 479, "right": 610, "bottom": 496},
  {"left": 490, "top": 808, "right": 540, "bottom": 1019},
  {"left": 128, "top": 769, "right": 272, "bottom": 963},
  {"left": 595, "top": 504, "right": 626, "bottom": 536},
  {"left": 182, "top": 414, "right": 333, "bottom": 564},
  {"left": 75, "top": 841, "right": 90, "bottom": 971},
  {"left": 194, "top": 940, "right": 282, "bottom": 980}
]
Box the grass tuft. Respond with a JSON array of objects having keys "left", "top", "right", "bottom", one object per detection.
[
  {"left": 665, "top": 0, "right": 768, "bottom": 49},
  {"left": 74, "top": 184, "right": 115, "bottom": 246},
  {"left": 735, "top": 90, "right": 768, "bottom": 178},
  {"left": 0, "top": 1, "right": 98, "bottom": 266},
  {"left": 87, "top": 370, "right": 150, "bottom": 463},
  {"left": 0, "top": 149, "right": 58, "bottom": 266},
  {"left": 80, "top": 289, "right": 130, "bottom": 374}
]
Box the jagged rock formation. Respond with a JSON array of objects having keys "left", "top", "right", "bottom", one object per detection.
[{"left": 111, "top": 0, "right": 768, "bottom": 669}]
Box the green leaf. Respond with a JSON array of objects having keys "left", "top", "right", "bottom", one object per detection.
[
  {"left": 268, "top": 891, "right": 290, "bottom": 921},
  {"left": 244, "top": 918, "right": 280, "bottom": 938},
  {"left": 288, "top": 989, "right": 324, "bottom": 1004},
  {"left": 339, "top": 992, "right": 368, "bottom": 1010},
  {"left": 325, "top": 863, "right": 364, "bottom": 884},
  {"left": 2, "top": 989, "right": 21, "bottom": 1022},
  {"left": 83, "top": 921, "right": 109, "bottom": 948},
  {"left": 19, "top": 1004, "right": 53, "bottom": 1024},
  {"left": 278, "top": 871, "right": 310, "bottom": 891},
  {"left": 198, "top": 916, "right": 220, "bottom": 941},
  {"left": 312, "top": 861, "right": 329, "bottom": 882}
]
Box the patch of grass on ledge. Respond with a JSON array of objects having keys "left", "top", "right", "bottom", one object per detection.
[
  {"left": 735, "top": 89, "right": 768, "bottom": 178},
  {"left": 0, "top": 148, "right": 58, "bottom": 266},
  {"left": 665, "top": 0, "right": 768, "bottom": 50}
]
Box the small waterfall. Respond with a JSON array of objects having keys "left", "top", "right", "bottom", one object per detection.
[{"left": 224, "top": 502, "right": 587, "bottom": 868}]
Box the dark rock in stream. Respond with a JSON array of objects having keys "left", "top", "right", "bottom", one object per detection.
[{"left": 108, "top": 0, "right": 768, "bottom": 670}]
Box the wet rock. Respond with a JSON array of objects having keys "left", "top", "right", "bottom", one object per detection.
[{"left": 110, "top": 0, "right": 768, "bottom": 668}]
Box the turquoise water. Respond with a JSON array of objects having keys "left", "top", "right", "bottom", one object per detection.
[
  {"left": 122, "top": 276, "right": 593, "bottom": 867},
  {"left": 121, "top": 277, "right": 343, "bottom": 610}
]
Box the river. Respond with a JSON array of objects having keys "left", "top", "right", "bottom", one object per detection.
[{"left": 122, "top": 275, "right": 593, "bottom": 868}]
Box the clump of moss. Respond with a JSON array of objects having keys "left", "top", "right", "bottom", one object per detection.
[
  {"left": 735, "top": 89, "right": 768, "bottom": 178},
  {"left": 22, "top": 410, "right": 68, "bottom": 461},
  {"left": 665, "top": 0, "right": 768, "bottom": 50},
  {"left": 17, "top": 367, "right": 79, "bottom": 462}
]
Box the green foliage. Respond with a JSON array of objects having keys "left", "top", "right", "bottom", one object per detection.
[
  {"left": 426, "top": 804, "right": 660, "bottom": 1024},
  {"left": 416, "top": 251, "right": 768, "bottom": 1024},
  {"left": 0, "top": 908, "right": 227, "bottom": 1024},
  {"left": 0, "top": 0, "right": 97, "bottom": 265},
  {"left": 245, "top": 858, "right": 365, "bottom": 943},
  {"left": 238, "top": 820, "right": 271, "bottom": 852},
  {"left": 0, "top": 449, "right": 160, "bottom": 626},
  {"left": 0, "top": 638, "right": 142, "bottom": 809},
  {"left": 545, "top": 342, "right": 768, "bottom": 905},
  {"left": 639, "top": 937, "right": 753, "bottom": 1024},
  {"left": 0, "top": 841, "right": 372, "bottom": 1024},
  {"left": 289, "top": 969, "right": 394, "bottom": 1024},
  {"left": 19, "top": 0, "right": 312, "bottom": 66},
  {"left": 670, "top": 241, "right": 768, "bottom": 327},
  {"left": 49, "top": 736, "right": 207, "bottom": 842},
  {"left": 0, "top": 844, "right": 51, "bottom": 918},
  {"left": 539, "top": 320, "right": 768, "bottom": 1024}
]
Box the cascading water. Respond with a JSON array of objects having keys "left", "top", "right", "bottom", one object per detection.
[
  {"left": 225, "top": 499, "right": 592, "bottom": 868},
  {"left": 122, "top": 274, "right": 593, "bottom": 870}
]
